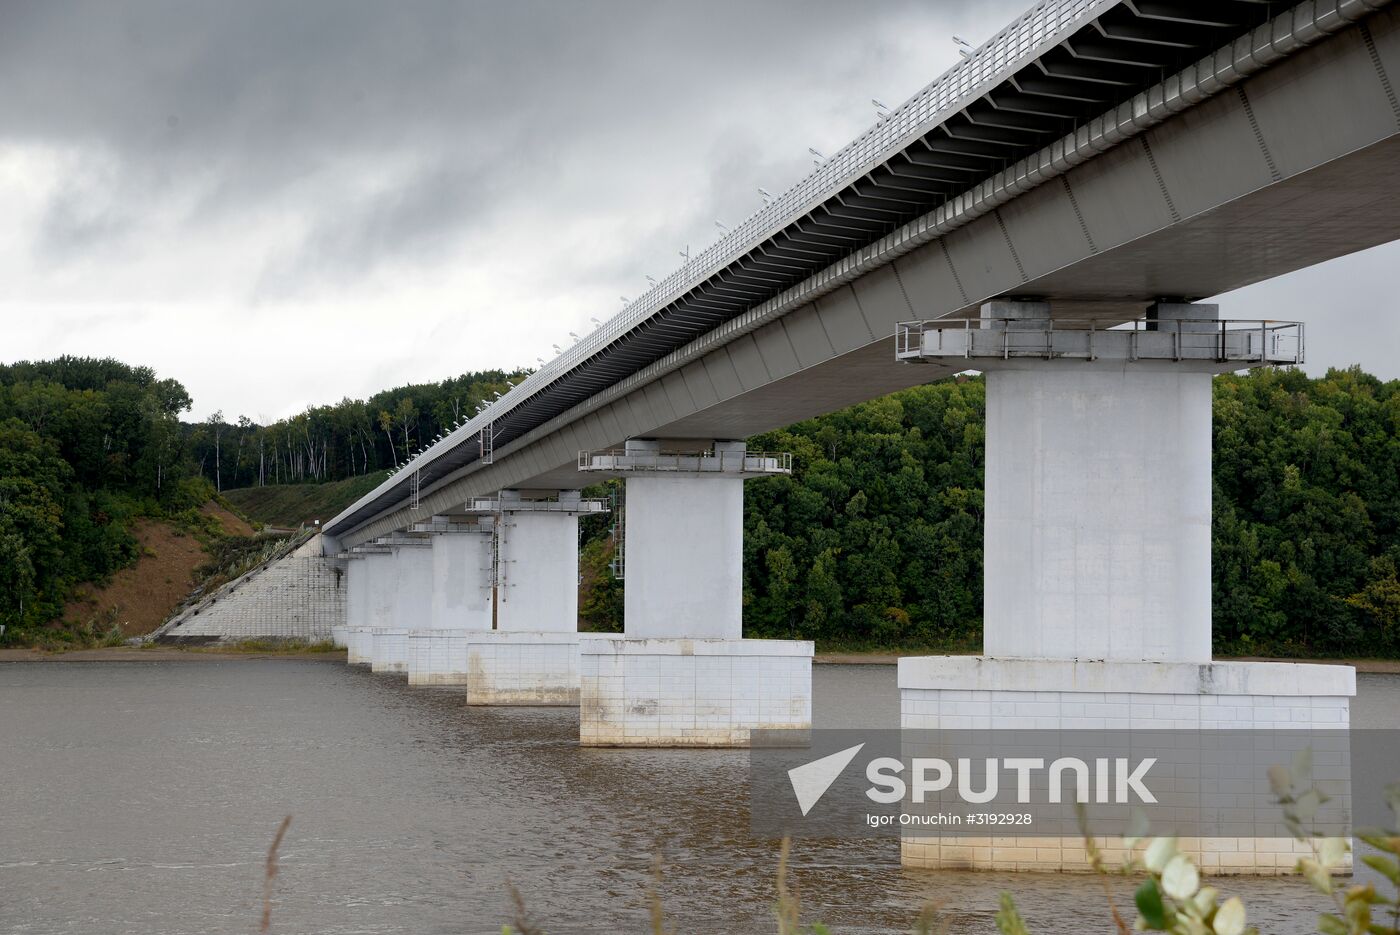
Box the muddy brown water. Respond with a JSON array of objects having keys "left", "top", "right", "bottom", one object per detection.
[{"left": 1, "top": 661, "right": 1396, "bottom": 934}]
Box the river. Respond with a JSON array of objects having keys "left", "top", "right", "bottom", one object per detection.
[{"left": 2, "top": 659, "right": 1395, "bottom": 934}]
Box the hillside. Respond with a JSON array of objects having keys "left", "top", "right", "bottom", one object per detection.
[
  {"left": 60, "top": 502, "right": 255, "bottom": 639},
  {"left": 222, "top": 472, "right": 389, "bottom": 530}
]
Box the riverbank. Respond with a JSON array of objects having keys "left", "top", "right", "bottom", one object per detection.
[
  {"left": 0, "top": 645, "right": 345, "bottom": 663},
  {"left": 4, "top": 643, "right": 1399, "bottom": 673}
]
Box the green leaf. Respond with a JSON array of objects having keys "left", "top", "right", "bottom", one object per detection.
[
  {"left": 1295, "top": 790, "right": 1323, "bottom": 821},
  {"left": 1319, "top": 837, "right": 1349, "bottom": 869},
  {"left": 1384, "top": 781, "right": 1400, "bottom": 824},
  {"left": 1145, "top": 837, "right": 1178, "bottom": 873},
  {"left": 1299, "top": 858, "right": 1333, "bottom": 895},
  {"left": 1316, "top": 913, "right": 1347, "bottom": 935},
  {"left": 1136, "top": 878, "right": 1168, "bottom": 930},
  {"left": 1192, "top": 886, "right": 1220, "bottom": 919},
  {"left": 1163, "top": 854, "right": 1201, "bottom": 901},
  {"left": 994, "top": 893, "right": 1031, "bottom": 935},
  {"left": 1361, "top": 855, "right": 1400, "bottom": 885},
  {"left": 1212, "top": 896, "right": 1246, "bottom": 935},
  {"left": 1357, "top": 832, "right": 1399, "bottom": 855}
]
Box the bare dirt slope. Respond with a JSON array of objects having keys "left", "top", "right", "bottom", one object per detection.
[{"left": 60, "top": 503, "right": 253, "bottom": 638}]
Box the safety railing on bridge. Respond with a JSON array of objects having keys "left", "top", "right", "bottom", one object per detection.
[
  {"left": 895, "top": 318, "right": 1305, "bottom": 366},
  {"left": 525, "top": 0, "right": 1109, "bottom": 405},
  {"left": 577, "top": 449, "right": 793, "bottom": 475}
]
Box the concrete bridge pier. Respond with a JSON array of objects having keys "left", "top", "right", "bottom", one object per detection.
[
  {"left": 405, "top": 517, "right": 495, "bottom": 687},
  {"left": 369, "top": 535, "right": 431, "bottom": 676},
  {"left": 330, "top": 552, "right": 358, "bottom": 650},
  {"left": 344, "top": 545, "right": 392, "bottom": 665},
  {"left": 897, "top": 300, "right": 1354, "bottom": 872},
  {"left": 577, "top": 439, "right": 812, "bottom": 747},
  {"left": 465, "top": 490, "right": 611, "bottom": 705}
]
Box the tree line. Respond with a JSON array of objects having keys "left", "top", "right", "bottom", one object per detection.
[
  {"left": 581, "top": 366, "right": 1400, "bottom": 657},
  {"left": 0, "top": 356, "right": 523, "bottom": 638},
  {"left": 2, "top": 354, "right": 1397, "bottom": 656},
  {"left": 186, "top": 369, "right": 528, "bottom": 490},
  {"left": 0, "top": 357, "right": 201, "bottom": 635}
]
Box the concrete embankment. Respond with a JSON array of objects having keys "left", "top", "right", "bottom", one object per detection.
[{"left": 150, "top": 533, "right": 344, "bottom": 644}]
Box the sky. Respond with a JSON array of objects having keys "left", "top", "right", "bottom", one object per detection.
[{"left": 2, "top": 1, "right": 1397, "bottom": 424}]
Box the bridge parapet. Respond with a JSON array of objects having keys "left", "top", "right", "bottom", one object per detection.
[
  {"left": 896, "top": 317, "right": 1303, "bottom": 368},
  {"left": 578, "top": 447, "right": 792, "bottom": 477}
]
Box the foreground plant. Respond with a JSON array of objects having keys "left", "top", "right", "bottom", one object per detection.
[{"left": 993, "top": 753, "right": 1400, "bottom": 935}]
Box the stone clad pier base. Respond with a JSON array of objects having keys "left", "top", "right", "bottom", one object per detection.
[
  {"left": 346, "top": 627, "right": 373, "bottom": 666},
  {"left": 465, "top": 631, "right": 622, "bottom": 705},
  {"left": 898, "top": 657, "right": 1354, "bottom": 873},
  {"left": 408, "top": 630, "right": 471, "bottom": 687},
  {"left": 369, "top": 627, "right": 410, "bottom": 674},
  {"left": 579, "top": 637, "right": 812, "bottom": 746}
]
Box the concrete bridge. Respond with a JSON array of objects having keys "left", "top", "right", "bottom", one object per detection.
[{"left": 320, "top": 0, "right": 1392, "bottom": 867}]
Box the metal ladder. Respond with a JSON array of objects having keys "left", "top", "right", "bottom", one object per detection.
[{"left": 608, "top": 485, "right": 625, "bottom": 581}]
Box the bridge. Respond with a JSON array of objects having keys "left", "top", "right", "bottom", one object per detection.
[{"left": 319, "top": 0, "right": 1390, "bottom": 867}]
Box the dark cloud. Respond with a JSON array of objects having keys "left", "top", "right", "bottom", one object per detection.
[{"left": 1, "top": 0, "right": 1018, "bottom": 276}]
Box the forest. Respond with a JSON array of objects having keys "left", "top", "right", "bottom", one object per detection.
[
  {"left": 1, "top": 355, "right": 1397, "bottom": 656},
  {"left": 182, "top": 368, "right": 528, "bottom": 489},
  {"left": 0, "top": 356, "right": 520, "bottom": 637},
  {"left": 583, "top": 365, "right": 1400, "bottom": 657}
]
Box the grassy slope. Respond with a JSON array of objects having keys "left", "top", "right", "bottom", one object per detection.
[
  {"left": 222, "top": 473, "right": 389, "bottom": 529},
  {"left": 59, "top": 502, "right": 254, "bottom": 640}
]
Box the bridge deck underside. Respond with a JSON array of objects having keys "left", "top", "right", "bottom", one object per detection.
[{"left": 338, "top": 9, "right": 1400, "bottom": 546}]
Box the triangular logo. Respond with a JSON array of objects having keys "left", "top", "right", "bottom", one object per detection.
[{"left": 787, "top": 743, "right": 865, "bottom": 816}]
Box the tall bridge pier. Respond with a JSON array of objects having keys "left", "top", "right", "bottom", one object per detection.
[
  {"left": 406, "top": 517, "right": 495, "bottom": 687},
  {"left": 370, "top": 536, "right": 431, "bottom": 675},
  {"left": 895, "top": 300, "right": 1354, "bottom": 872},
  {"left": 577, "top": 440, "right": 813, "bottom": 747},
  {"left": 348, "top": 546, "right": 394, "bottom": 666},
  {"left": 464, "top": 490, "right": 611, "bottom": 705}
]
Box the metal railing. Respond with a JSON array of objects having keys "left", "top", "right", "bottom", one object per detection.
[
  {"left": 578, "top": 449, "right": 793, "bottom": 474},
  {"left": 463, "top": 496, "right": 610, "bottom": 514},
  {"left": 521, "top": 0, "right": 1107, "bottom": 410},
  {"left": 895, "top": 318, "right": 1305, "bottom": 365}
]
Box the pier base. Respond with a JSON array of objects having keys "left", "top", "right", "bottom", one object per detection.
[
  {"left": 407, "top": 629, "right": 471, "bottom": 687},
  {"left": 579, "top": 637, "right": 813, "bottom": 747},
  {"left": 346, "top": 627, "right": 374, "bottom": 665},
  {"left": 464, "top": 631, "right": 618, "bottom": 705},
  {"left": 897, "top": 657, "right": 1354, "bottom": 872},
  {"left": 370, "top": 626, "right": 410, "bottom": 675}
]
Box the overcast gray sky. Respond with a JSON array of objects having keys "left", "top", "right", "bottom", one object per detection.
[{"left": 2, "top": 0, "right": 1397, "bottom": 422}]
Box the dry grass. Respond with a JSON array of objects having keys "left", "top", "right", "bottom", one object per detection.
[
  {"left": 505, "top": 882, "right": 545, "bottom": 935},
  {"left": 261, "top": 816, "right": 292, "bottom": 934}
]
